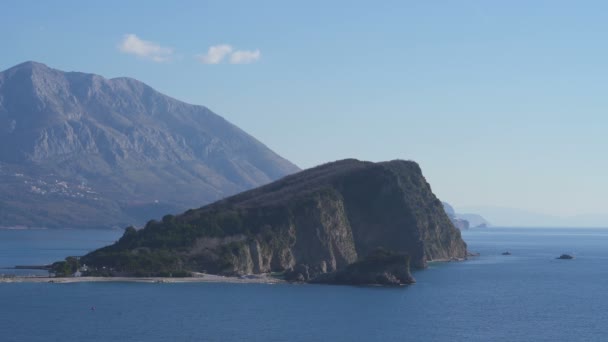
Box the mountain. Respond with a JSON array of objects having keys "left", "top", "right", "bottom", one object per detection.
[
  {"left": 456, "top": 213, "right": 490, "bottom": 228},
  {"left": 442, "top": 202, "right": 457, "bottom": 217},
  {"left": 442, "top": 201, "right": 489, "bottom": 229},
  {"left": 457, "top": 205, "right": 608, "bottom": 228},
  {"left": 77, "top": 159, "right": 468, "bottom": 285},
  {"left": 0, "top": 61, "right": 299, "bottom": 229}
]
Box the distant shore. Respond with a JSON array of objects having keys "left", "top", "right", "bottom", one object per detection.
[
  {"left": 0, "top": 226, "right": 49, "bottom": 230},
  {"left": 0, "top": 273, "right": 284, "bottom": 284}
]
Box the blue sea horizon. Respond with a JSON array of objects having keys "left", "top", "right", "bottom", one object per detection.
[{"left": 1, "top": 227, "right": 607, "bottom": 341}]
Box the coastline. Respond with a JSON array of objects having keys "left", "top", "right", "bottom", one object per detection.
[{"left": 0, "top": 273, "right": 285, "bottom": 284}]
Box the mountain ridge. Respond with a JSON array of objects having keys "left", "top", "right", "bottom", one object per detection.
[{"left": 0, "top": 61, "right": 299, "bottom": 229}]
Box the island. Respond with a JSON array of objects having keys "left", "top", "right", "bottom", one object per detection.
[{"left": 52, "top": 159, "right": 468, "bottom": 286}]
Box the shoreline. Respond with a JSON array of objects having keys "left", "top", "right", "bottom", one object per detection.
[{"left": 0, "top": 273, "right": 285, "bottom": 284}]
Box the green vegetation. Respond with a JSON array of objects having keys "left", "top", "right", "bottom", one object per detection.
[
  {"left": 81, "top": 206, "right": 289, "bottom": 276},
  {"left": 121, "top": 209, "right": 248, "bottom": 249},
  {"left": 51, "top": 256, "right": 79, "bottom": 277}
]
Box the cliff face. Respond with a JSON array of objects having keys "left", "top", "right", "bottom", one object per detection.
[
  {"left": 0, "top": 61, "right": 298, "bottom": 229},
  {"left": 83, "top": 159, "right": 467, "bottom": 282}
]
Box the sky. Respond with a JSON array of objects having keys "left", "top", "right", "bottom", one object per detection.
[{"left": 1, "top": 0, "right": 607, "bottom": 224}]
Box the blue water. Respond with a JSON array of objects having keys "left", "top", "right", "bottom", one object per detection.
[
  {"left": 0, "top": 229, "right": 122, "bottom": 276},
  {"left": 2, "top": 227, "right": 608, "bottom": 341}
]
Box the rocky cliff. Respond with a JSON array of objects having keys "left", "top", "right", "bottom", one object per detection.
[
  {"left": 311, "top": 249, "right": 415, "bottom": 286},
  {"left": 81, "top": 159, "right": 467, "bottom": 283},
  {"left": 0, "top": 61, "right": 298, "bottom": 228}
]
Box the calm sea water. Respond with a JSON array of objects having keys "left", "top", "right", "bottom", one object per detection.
[
  {"left": 2, "top": 227, "right": 608, "bottom": 342},
  {"left": 0, "top": 229, "right": 122, "bottom": 276}
]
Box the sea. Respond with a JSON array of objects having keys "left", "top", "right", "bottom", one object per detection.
[{"left": 1, "top": 227, "right": 608, "bottom": 342}]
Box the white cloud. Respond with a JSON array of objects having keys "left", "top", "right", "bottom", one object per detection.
[
  {"left": 197, "top": 44, "right": 261, "bottom": 64},
  {"left": 229, "top": 49, "right": 261, "bottom": 64},
  {"left": 197, "top": 44, "right": 234, "bottom": 64},
  {"left": 118, "top": 34, "right": 173, "bottom": 62}
]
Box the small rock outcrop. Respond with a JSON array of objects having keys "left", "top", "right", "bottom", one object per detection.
[
  {"left": 311, "top": 249, "right": 415, "bottom": 286},
  {"left": 557, "top": 254, "right": 574, "bottom": 260}
]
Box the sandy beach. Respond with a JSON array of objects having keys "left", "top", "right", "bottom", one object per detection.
[{"left": 0, "top": 273, "right": 285, "bottom": 284}]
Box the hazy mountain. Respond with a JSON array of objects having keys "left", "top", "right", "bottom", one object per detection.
[
  {"left": 456, "top": 213, "right": 489, "bottom": 228},
  {"left": 442, "top": 201, "right": 469, "bottom": 229},
  {"left": 457, "top": 205, "right": 608, "bottom": 228},
  {"left": 442, "top": 202, "right": 456, "bottom": 217},
  {"left": 0, "top": 61, "right": 299, "bottom": 229},
  {"left": 442, "top": 201, "right": 489, "bottom": 229}
]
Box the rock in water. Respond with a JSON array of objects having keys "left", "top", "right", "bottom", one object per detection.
[
  {"left": 0, "top": 61, "right": 299, "bottom": 228},
  {"left": 311, "top": 249, "right": 415, "bottom": 286},
  {"left": 81, "top": 159, "right": 468, "bottom": 284}
]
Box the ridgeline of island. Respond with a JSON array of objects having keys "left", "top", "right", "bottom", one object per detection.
[{"left": 51, "top": 159, "right": 468, "bottom": 286}]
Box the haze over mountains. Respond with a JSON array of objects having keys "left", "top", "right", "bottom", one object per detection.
[
  {"left": 442, "top": 202, "right": 489, "bottom": 229},
  {"left": 0, "top": 61, "right": 299, "bottom": 229},
  {"left": 457, "top": 205, "right": 608, "bottom": 228}
]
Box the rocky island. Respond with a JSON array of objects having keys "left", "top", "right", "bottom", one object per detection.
[{"left": 56, "top": 159, "right": 468, "bottom": 286}]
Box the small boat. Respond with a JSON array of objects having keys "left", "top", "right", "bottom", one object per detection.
[
  {"left": 501, "top": 251, "right": 511, "bottom": 256},
  {"left": 557, "top": 254, "right": 574, "bottom": 260}
]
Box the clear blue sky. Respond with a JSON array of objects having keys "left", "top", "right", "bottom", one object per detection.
[{"left": 2, "top": 0, "right": 607, "bottom": 221}]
